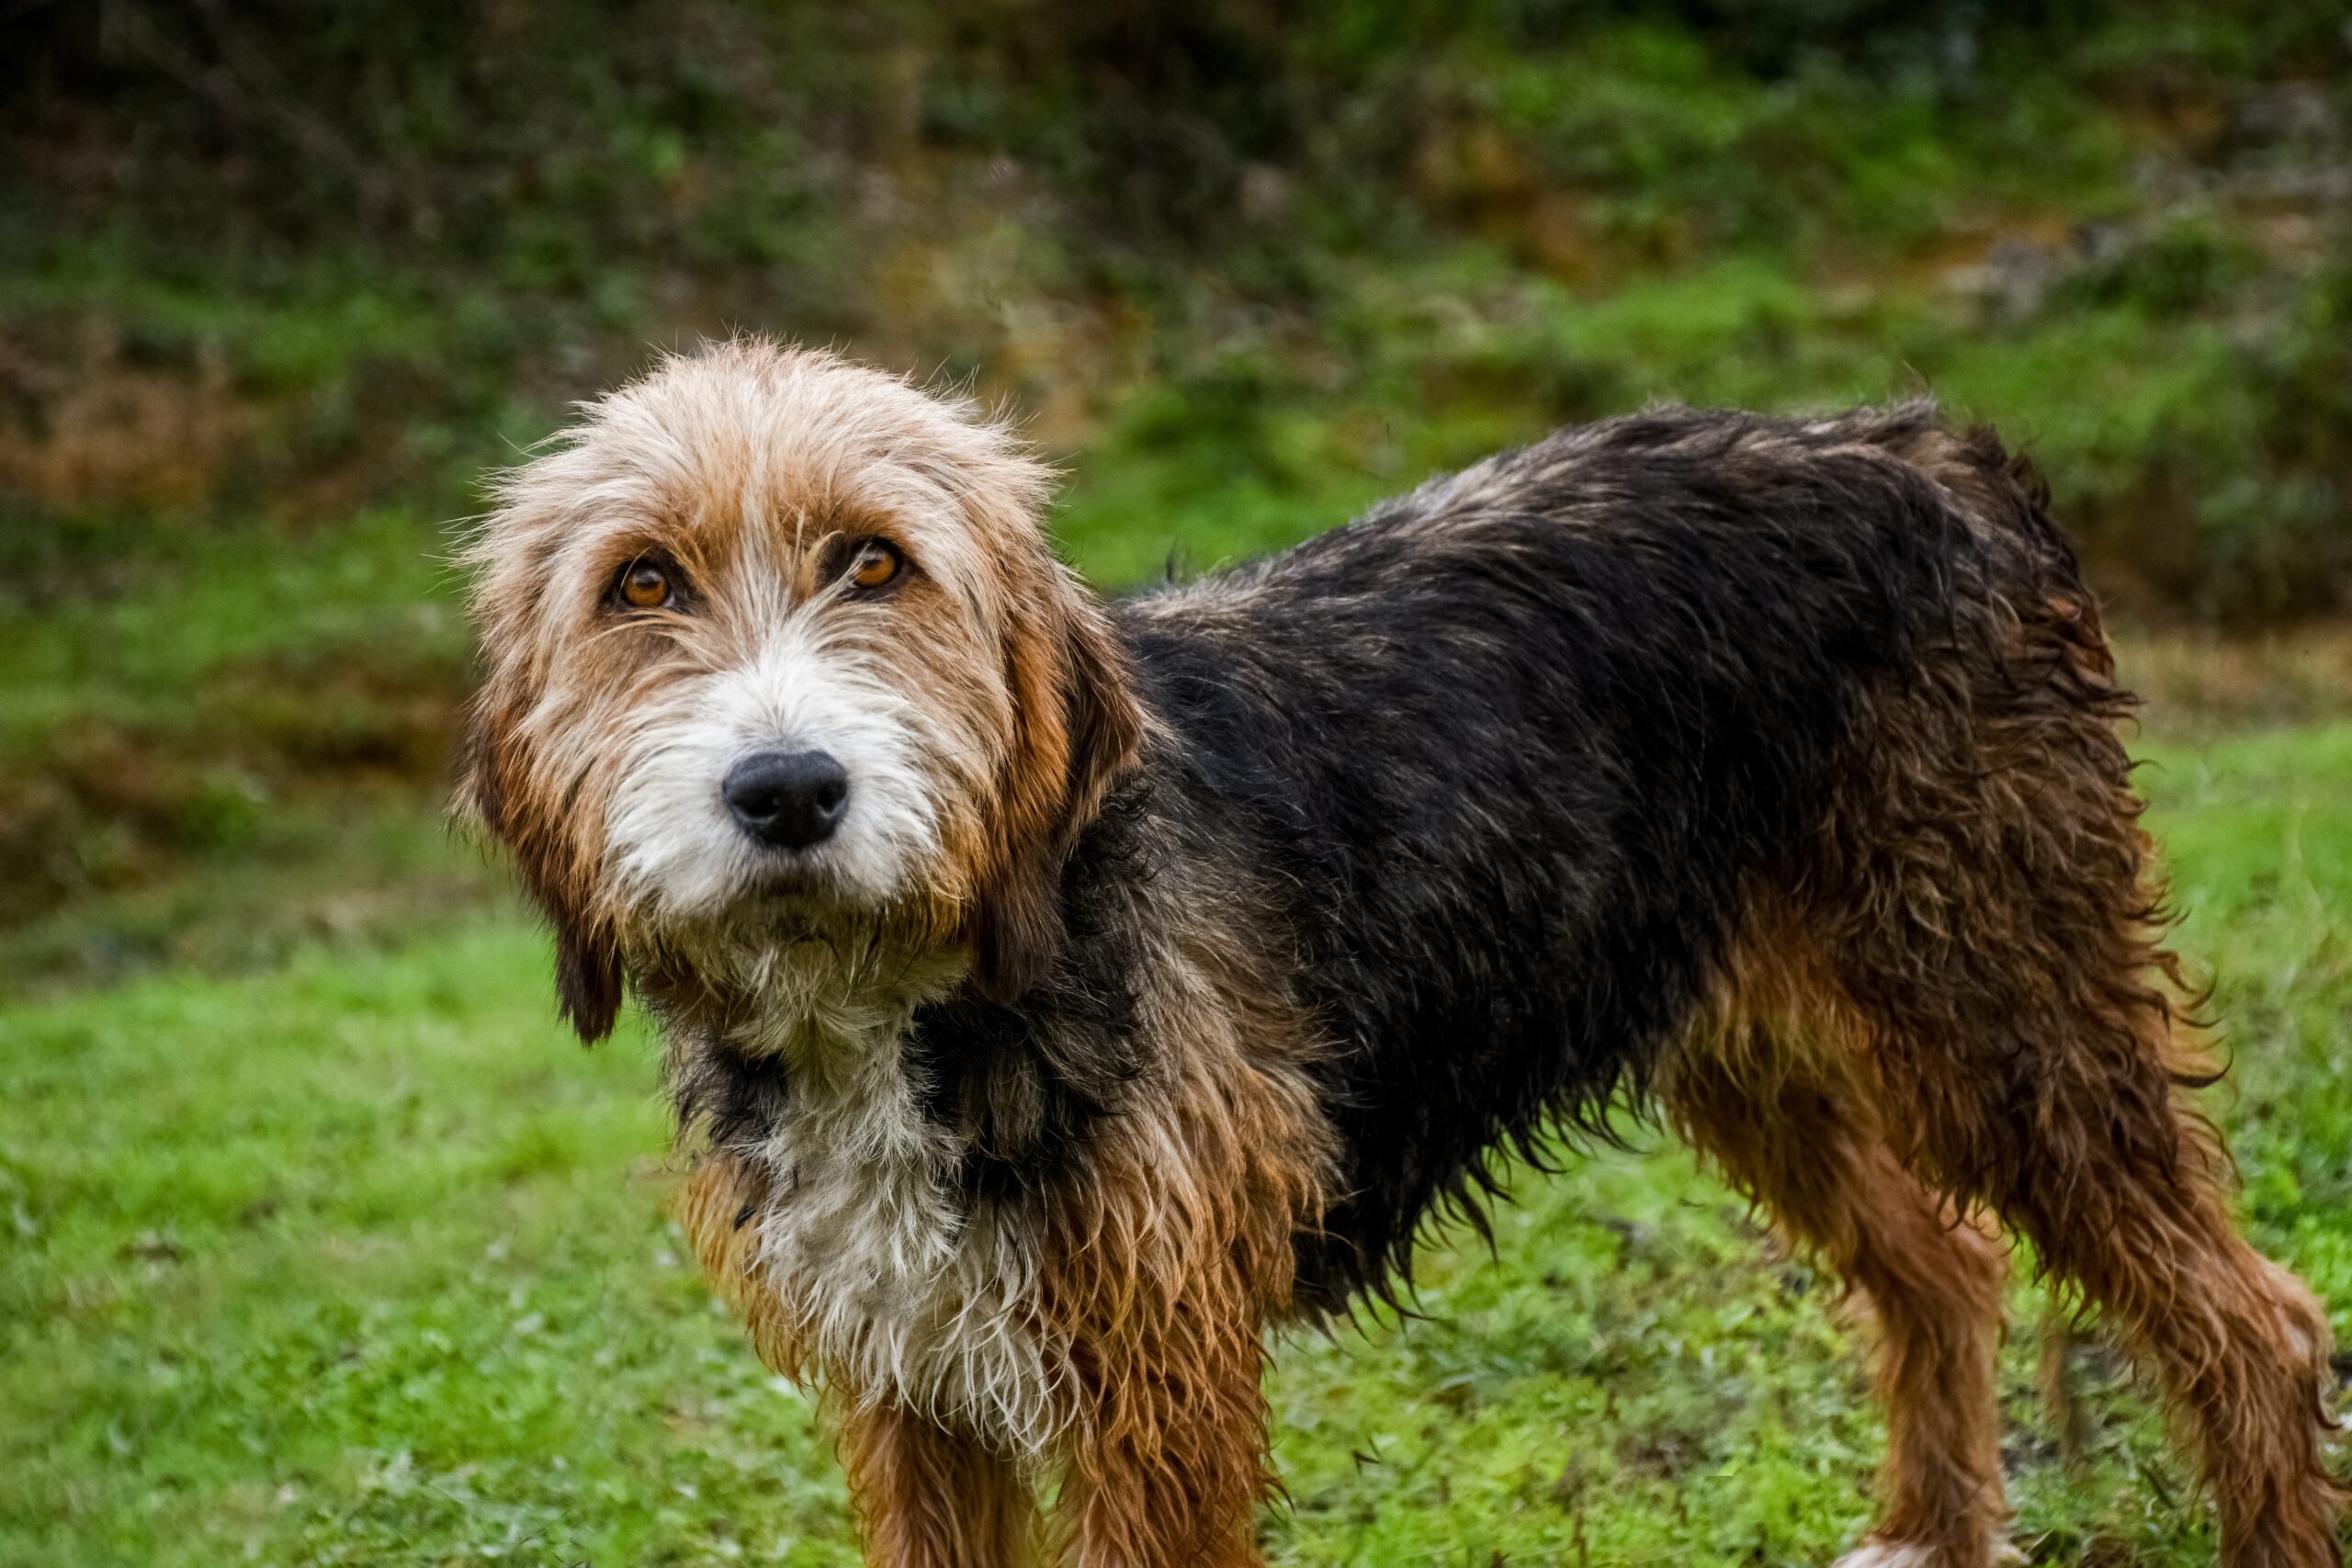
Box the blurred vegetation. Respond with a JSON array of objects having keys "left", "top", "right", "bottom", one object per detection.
[{"left": 1, "top": 2, "right": 2348, "bottom": 975}]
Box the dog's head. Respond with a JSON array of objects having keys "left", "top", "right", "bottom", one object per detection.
[{"left": 458, "top": 341, "right": 1141, "bottom": 1040}]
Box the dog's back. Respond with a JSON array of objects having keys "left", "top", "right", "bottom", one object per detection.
[{"left": 1118, "top": 402, "right": 2115, "bottom": 1305}]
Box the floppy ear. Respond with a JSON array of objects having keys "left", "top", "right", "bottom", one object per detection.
[
  {"left": 967, "top": 569, "right": 1144, "bottom": 1003},
  {"left": 456, "top": 694, "right": 626, "bottom": 1043},
  {"left": 548, "top": 913, "right": 625, "bottom": 1044}
]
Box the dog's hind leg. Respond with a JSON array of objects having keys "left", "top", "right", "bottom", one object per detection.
[
  {"left": 1839, "top": 928, "right": 2345, "bottom": 1566},
  {"left": 1666, "top": 943, "right": 2014, "bottom": 1568},
  {"left": 1820, "top": 605, "right": 2345, "bottom": 1566}
]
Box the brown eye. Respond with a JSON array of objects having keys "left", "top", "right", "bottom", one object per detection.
[
  {"left": 850, "top": 540, "right": 903, "bottom": 592},
  {"left": 617, "top": 558, "right": 673, "bottom": 610}
]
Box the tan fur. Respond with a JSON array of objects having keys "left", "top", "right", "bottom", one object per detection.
[
  {"left": 1037, "top": 925, "right": 1332, "bottom": 1568},
  {"left": 1669, "top": 580, "right": 2349, "bottom": 1567},
  {"left": 470, "top": 342, "right": 1327, "bottom": 1562},
  {"left": 678, "top": 1154, "right": 808, "bottom": 1380},
  {"left": 1807, "top": 564, "right": 2346, "bottom": 1565},
  {"left": 1666, "top": 914, "right": 2013, "bottom": 1566},
  {"left": 691, "top": 1156, "right": 1041, "bottom": 1565},
  {"left": 681, "top": 896, "right": 1336, "bottom": 1567},
  {"left": 840, "top": 1404, "right": 1038, "bottom": 1568}
]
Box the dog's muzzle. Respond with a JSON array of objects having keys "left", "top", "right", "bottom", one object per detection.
[{"left": 723, "top": 750, "right": 850, "bottom": 851}]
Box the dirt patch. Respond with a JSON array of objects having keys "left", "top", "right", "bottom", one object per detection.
[
  {"left": 0, "top": 641, "right": 467, "bottom": 930},
  {"left": 2120, "top": 626, "right": 2352, "bottom": 731},
  {"left": 0, "top": 327, "right": 258, "bottom": 513}
]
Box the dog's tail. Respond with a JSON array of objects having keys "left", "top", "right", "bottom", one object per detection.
[{"left": 1861, "top": 402, "right": 2115, "bottom": 665}]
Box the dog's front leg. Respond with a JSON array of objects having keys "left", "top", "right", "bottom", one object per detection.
[
  {"left": 840, "top": 1399, "right": 1035, "bottom": 1568},
  {"left": 1053, "top": 1284, "right": 1274, "bottom": 1568}
]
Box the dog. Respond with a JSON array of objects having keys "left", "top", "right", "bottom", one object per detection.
[{"left": 458, "top": 339, "right": 2344, "bottom": 1567}]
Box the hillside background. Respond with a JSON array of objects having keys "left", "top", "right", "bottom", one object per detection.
[{"left": 4, "top": 0, "right": 2351, "bottom": 989}]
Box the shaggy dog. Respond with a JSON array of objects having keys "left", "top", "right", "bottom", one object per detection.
[{"left": 459, "top": 340, "right": 2343, "bottom": 1567}]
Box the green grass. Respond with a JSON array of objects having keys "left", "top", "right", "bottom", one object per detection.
[{"left": 6, "top": 717, "right": 2347, "bottom": 1566}]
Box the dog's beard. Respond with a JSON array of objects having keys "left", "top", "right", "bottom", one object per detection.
[{"left": 628, "top": 887, "right": 969, "bottom": 1050}]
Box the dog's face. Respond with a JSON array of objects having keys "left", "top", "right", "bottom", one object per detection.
[{"left": 460, "top": 343, "right": 1140, "bottom": 1039}]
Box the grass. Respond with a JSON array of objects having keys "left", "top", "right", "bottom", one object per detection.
[
  {"left": 6, "top": 709, "right": 2348, "bottom": 1565},
  {"left": 0, "top": 502, "right": 485, "bottom": 990}
]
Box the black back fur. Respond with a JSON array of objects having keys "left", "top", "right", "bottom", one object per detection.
[{"left": 691, "top": 402, "right": 2089, "bottom": 1314}]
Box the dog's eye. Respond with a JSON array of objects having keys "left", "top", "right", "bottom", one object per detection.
[
  {"left": 848, "top": 540, "right": 903, "bottom": 592},
  {"left": 616, "top": 558, "right": 676, "bottom": 610}
]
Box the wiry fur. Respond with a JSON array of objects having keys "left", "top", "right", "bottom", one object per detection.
[
  {"left": 464, "top": 340, "right": 2344, "bottom": 1567},
  {"left": 703, "top": 956, "right": 1069, "bottom": 1449}
]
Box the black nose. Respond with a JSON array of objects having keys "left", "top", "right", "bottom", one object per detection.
[{"left": 722, "top": 750, "right": 850, "bottom": 851}]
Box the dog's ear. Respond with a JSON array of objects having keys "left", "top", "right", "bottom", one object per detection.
[
  {"left": 456, "top": 694, "right": 626, "bottom": 1043},
  {"left": 548, "top": 910, "right": 625, "bottom": 1043},
  {"left": 451, "top": 690, "right": 509, "bottom": 840},
  {"left": 969, "top": 569, "right": 1143, "bottom": 1003}
]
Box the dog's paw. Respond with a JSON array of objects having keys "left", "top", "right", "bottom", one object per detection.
[
  {"left": 1833, "top": 1545, "right": 1933, "bottom": 1568},
  {"left": 1832, "top": 1540, "right": 2025, "bottom": 1568}
]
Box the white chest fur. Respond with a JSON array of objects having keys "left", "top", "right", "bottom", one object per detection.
[{"left": 729, "top": 966, "right": 1070, "bottom": 1455}]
